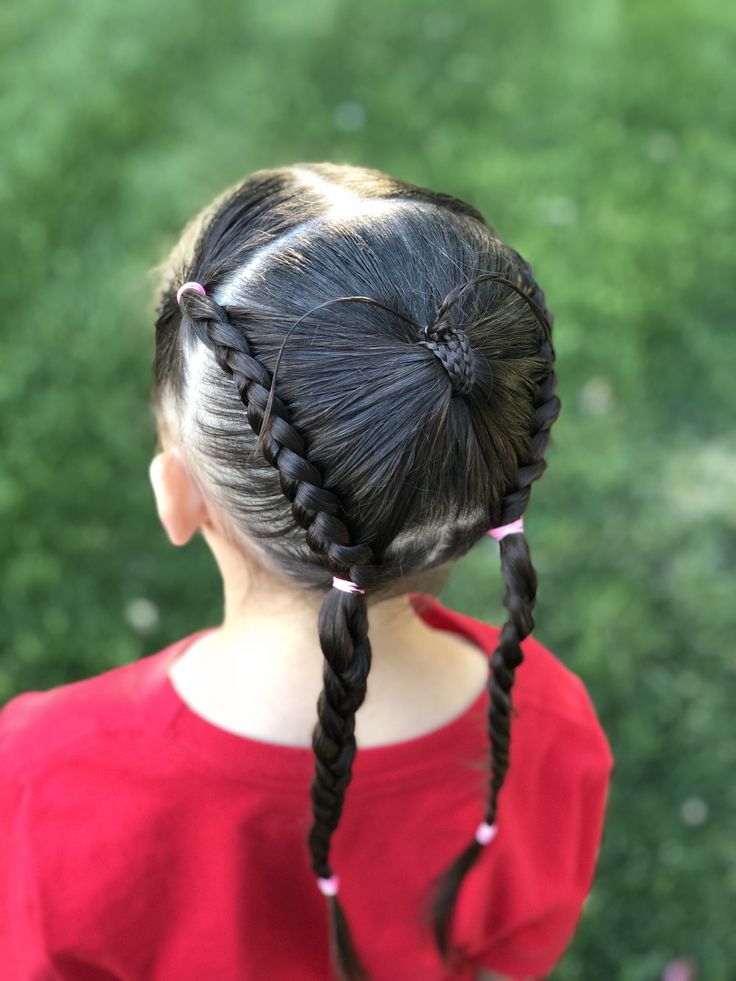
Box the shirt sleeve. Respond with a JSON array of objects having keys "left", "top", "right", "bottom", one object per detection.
[
  {"left": 0, "top": 770, "right": 53, "bottom": 979},
  {"left": 0, "top": 693, "right": 54, "bottom": 980},
  {"left": 471, "top": 710, "right": 614, "bottom": 980}
]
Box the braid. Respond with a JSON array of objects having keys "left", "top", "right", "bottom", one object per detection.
[
  {"left": 418, "top": 319, "right": 476, "bottom": 397},
  {"left": 311, "top": 587, "right": 372, "bottom": 981},
  {"left": 180, "top": 289, "right": 373, "bottom": 980},
  {"left": 426, "top": 259, "right": 562, "bottom": 959}
]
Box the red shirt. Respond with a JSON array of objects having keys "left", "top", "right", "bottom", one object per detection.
[{"left": 0, "top": 594, "right": 613, "bottom": 980}]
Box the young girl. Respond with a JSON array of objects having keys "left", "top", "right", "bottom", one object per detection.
[{"left": 0, "top": 163, "right": 613, "bottom": 981}]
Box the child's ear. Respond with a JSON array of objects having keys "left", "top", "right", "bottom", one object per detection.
[{"left": 148, "top": 448, "right": 210, "bottom": 546}]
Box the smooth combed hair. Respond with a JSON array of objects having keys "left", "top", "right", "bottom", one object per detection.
[{"left": 150, "top": 163, "right": 561, "bottom": 980}]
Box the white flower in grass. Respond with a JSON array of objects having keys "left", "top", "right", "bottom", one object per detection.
[
  {"left": 579, "top": 377, "right": 614, "bottom": 414},
  {"left": 537, "top": 195, "right": 578, "bottom": 226},
  {"left": 125, "top": 597, "right": 160, "bottom": 634},
  {"left": 680, "top": 796, "right": 708, "bottom": 826},
  {"left": 645, "top": 131, "right": 679, "bottom": 164},
  {"left": 422, "top": 11, "right": 455, "bottom": 39},
  {"left": 334, "top": 101, "right": 366, "bottom": 133}
]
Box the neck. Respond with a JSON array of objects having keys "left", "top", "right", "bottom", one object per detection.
[
  {"left": 196, "top": 523, "right": 443, "bottom": 691},
  {"left": 169, "top": 529, "right": 487, "bottom": 748}
]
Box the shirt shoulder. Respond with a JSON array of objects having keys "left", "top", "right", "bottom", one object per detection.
[
  {"left": 407, "top": 599, "right": 615, "bottom": 977},
  {"left": 0, "top": 636, "right": 190, "bottom": 783},
  {"left": 425, "top": 597, "right": 613, "bottom": 767}
]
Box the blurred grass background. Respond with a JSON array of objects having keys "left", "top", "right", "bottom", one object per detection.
[{"left": 1, "top": 0, "right": 734, "bottom": 977}]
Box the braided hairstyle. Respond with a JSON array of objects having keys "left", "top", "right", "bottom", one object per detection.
[{"left": 150, "top": 163, "right": 561, "bottom": 979}]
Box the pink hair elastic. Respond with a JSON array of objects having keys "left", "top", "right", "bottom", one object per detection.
[
  {"left": 487, "top": 517, "right": 524, "bottom": 541},
  {"left": 176, "top": 281, "right": 207, "bottom": 305},
  {"left": 316, "top": 874, "right": 340, "bottom": 896},
  {"left": 475, "top": 821, "right": 498, "bottom": 845},
  {"left": 332, "top": 577, "right": 365, "bottom": 595}
]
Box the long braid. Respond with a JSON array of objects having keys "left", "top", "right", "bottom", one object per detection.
[
  {"left": 180, "top": 288, "right": 373, "bottom": 980},
  {"left": 312, "top": 587, "right": 372, "bottom": 981},
  {"left": 426, "top": 261, "right": 562, "bottom": 959}
]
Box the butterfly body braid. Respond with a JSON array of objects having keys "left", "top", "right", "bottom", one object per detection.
[{"left": 418, "top": 321, "right": 476, "bottom": 397}]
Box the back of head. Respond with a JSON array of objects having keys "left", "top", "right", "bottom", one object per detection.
[{"left": 151, "top": 162, "right": 560, "bottom": 979}]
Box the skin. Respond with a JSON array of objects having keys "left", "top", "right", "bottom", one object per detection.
[
  {"left": 148, "top": 440, "right": 493, "bottom": 749},
  {"left": 148, "top": 439, "right": 532, "bottom": 981}
]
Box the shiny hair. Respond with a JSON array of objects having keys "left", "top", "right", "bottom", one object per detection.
[{"left": 150, "top": 163, "right": 561, "bottom": 979}]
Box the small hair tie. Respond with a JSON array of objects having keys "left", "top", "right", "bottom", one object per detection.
[
  {"left": 316, "top": 874, "right": 340, "bottom": 896},
  {"left": 475, "top": 821, "right": 498, "bottom": 846},
  {"left": 487, "top": 517, "right": 524, "bottom": 541},
  {"left": 332, "top": 577, "right": 365, "bottom": 595},
  {"left": 176, "top": 281, "right": 207, "bottom": 305}
]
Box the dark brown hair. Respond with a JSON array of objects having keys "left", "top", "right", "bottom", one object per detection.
[{"left": 150, "top": 163, "right": 561, "bottom": 979}]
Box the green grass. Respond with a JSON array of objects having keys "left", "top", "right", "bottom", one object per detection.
[{"left": 1, "top": 0, "right": 735, "bottom": 977}]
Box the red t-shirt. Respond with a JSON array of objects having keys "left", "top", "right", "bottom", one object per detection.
[{"left": 0, "top": 594, "right": 613, "bottom": 981}]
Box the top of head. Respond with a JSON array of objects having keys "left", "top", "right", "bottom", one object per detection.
[{"left": 151, "top": 163, "right": 559, "bottom": 597}]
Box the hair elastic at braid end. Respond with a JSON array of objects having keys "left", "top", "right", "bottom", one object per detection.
[
  {"left": 332, "top": 577, "right": 365, "bottom": 595},
  {"left": 316, "top": 874, "right": 340, "bottom": 896},
  {"left": 487, "top": 517, "right": 524, "bottom": 541},
  {"left": 475, "top": 821, "right": 498, "bottom": 846}
]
